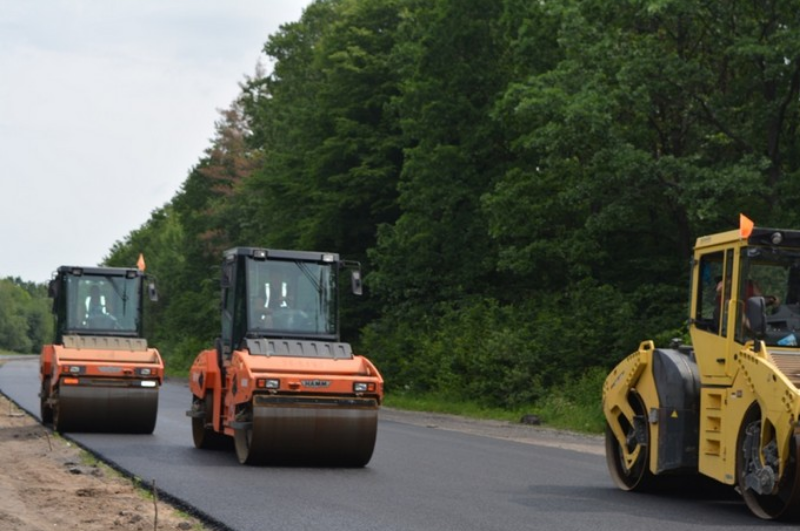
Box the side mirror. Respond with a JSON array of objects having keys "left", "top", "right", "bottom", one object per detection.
[
  {"left": 221, "top": 261, "right": 233, "bottom": 289},
  {"left": 745, "top": 297, "right": 767, "bottom": 338},
  {"left": 340, "top": 260, "right": 363, "bottom": 296},
  {"left": 148, "top": 281, "right": 159, "bottom": 302},
  {"left": 351, "top": 270, "right": 363, "bottom": 296},
  {"left": 47, "top": 279, "right": 59, "bottom": 299}
]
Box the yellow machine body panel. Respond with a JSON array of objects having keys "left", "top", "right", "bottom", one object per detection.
[{"left": 603, "top": 223, "right": 800, "bottom": 519}]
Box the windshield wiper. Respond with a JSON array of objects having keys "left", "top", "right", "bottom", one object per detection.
[{"left": 295, "top": 261, "right": 327, "bottom": 332}]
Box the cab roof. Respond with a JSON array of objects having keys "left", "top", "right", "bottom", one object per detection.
[
  {"left": 223, "top": 247, "right": 340, "bottom": 263},
  {"left": 55, "top": 266, "right": 144, "bottom": 278},
  {"left": 694, "top": 227, "right": 800, "bottom": 251}
]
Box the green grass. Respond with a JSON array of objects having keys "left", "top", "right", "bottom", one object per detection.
[
  {"left": 384, "top": 367, "right": 608, "bottom": 434},
  {"left": 384, "top": 392, "right": 525, "bottom": 423},
  {"left": 0, "top": 350, "right": 35, "bottom": 356},
  {"left": 78, "top": 449, "right": 121, "bottom": 477},
  {"left": 533, "top": 392, "right": 605, "bottom": 433},
  {"left": 385, "top": 390, "right": 606, "bottom": 434}
]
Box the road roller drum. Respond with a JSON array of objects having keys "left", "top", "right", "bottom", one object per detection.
[
  {"left": 54, "top": 384, "right": 159, "bottom": 433},
  {"left": 233, "top": 395, "right": 379, "bottom": 465}
]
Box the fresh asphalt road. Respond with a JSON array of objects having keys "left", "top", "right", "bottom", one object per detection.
[{"left": 0, "top": 357, "right": 793, "bottom": 531}]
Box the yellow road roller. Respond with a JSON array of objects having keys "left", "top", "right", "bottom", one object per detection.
[{"left": 604, "top": 218, "right": 800, "bottom": 519}]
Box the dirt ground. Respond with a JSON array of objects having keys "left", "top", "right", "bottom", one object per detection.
[{"left": 0, "top": 393, "right": 209, "bottom": 531}]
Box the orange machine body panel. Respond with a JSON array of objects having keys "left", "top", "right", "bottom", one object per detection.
[
  {"left": 41, "top": 342, "right": 163, "bottom": 392},
  {"left": 189, "top": 347, "right": 383, "bottom": 435}
]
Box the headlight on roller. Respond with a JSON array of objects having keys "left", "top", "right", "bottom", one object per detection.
[
  {"left": 354, "top": 382, "right": 376, "bottom": 393},
  {"left": 257, "top": 378, "right": 280, "bottom": 389}
]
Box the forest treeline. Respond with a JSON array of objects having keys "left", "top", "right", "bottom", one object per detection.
[
  {"left": 0, "top": 278, "right": 53, "bottom": 355},
  {"left": 94, "top": 0, "right": 800, "bottom": 408}
]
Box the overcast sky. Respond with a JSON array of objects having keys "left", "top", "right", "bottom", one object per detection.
[{"left": 0, "top": 0, "right": 311, "bottom": 283}]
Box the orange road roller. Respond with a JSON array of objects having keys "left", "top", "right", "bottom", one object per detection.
[
  {"left": 187, "top": 248, "right": 384, "bottom": 466},
  {"left": 40, "top": 265, "right": 163, "bottom": 433}
]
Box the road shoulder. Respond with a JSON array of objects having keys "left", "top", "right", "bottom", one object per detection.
[{"left": 379, "top": 407, "right": 604, "bottom": 455}]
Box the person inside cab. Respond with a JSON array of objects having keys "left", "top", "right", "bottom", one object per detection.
[
  {"left": 87, "top": 285, "right": 106, "bottom": 317},
  {"left": 83, "top": 284, "right": 117, "bottom": 329}
]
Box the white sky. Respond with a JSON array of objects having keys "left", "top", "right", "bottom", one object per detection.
[{"left": 0, "top": 0, "right": 311, "bottom": 283}]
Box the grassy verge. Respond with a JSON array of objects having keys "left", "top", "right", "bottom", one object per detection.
[
  {"left": 385, "top": 367, "right": 608, "bottom": 435},
  {"left": 385, "top": 392, "right": 605, "bottom": 434}
]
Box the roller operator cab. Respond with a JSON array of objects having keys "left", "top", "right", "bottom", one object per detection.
[
  {"left": 187, "top": 248, "right": 384, "bottom": 466},
  {"left": 39, "top": 266, "right": 163, "bottom": 433},
  {"left": 603, "top": 221, "right": 800, "bottom": 520}
]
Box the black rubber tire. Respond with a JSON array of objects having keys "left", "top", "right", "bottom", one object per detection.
[
  {"left": 234, "top": 425, "right": 258, "bottom": 465},
  {"left": 737, "top": 404, "right": 800, "bottom": 520},
  {"left": 192, "top": 393, "right": 230, "bottom": 450},
  {"left": 52, "top": 394, "right": 64, "bottom": 433},
  {"left": 40, "top": 378, "right": 53, "bottom": 425}
]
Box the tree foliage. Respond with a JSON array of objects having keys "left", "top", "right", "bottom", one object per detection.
[
  {"left": 97, "top": 0, "right": 800, "bottom": 405},
  {"left": 0, "top": 278, "right": 53, "bottom": 354}
]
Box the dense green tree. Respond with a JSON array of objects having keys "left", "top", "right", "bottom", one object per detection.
[
  {"left": 481, "top": 0, "right": 800, "bottom": 369},
  {"left": 97, "top": 0, "right": 800, "bottom": 407},
  {"left": 361, "top": 0, "right": 568, "bottom": 401},
  {"left": 237, "top": 0, "right": 347, "bottom": 250},
  {"left": 238, "top": 0, "right": 409, "bottom": 337},
  {"left": 0, "top": 278, "right": 52, "bottom": 354},
  {"left": 489, "top": 0, "right": 800, "bottom": 272},
  {"left": 239, "top": 0, "right": 405, "bottom": 255},
  {"left": 368, "top": 0, "right": 510, "bottom": 312}
]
